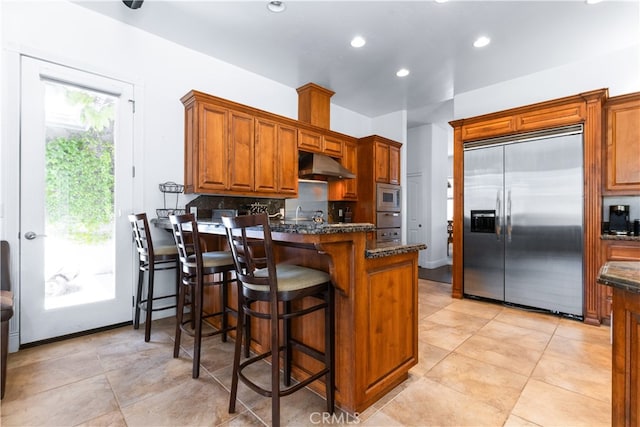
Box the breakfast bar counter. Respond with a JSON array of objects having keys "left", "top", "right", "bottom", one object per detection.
[{"left": 154, "top": 218, "right": 426, "bottom": 413}]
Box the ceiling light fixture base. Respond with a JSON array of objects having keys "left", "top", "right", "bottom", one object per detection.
[{"left": 267, "top": 1, "right": 286, "bottom": 13}]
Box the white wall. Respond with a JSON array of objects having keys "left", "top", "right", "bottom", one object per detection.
[
  {"left": 407, "top": 123, "right": 449, "bottom": 268},
  {"left": 0, "top": 0, "right": 379, "bottom": 348},
  {"left": 454, "top": 44, "right": 640, "bottom": 119}
]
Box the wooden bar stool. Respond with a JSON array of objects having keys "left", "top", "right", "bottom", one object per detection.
[
  {"left": 222, "top": 213, "right": 335, "bottom": 427},
  {"left": 128, "top": 213, "right": 180, "bottom": 342},
  {"left": 169, "top": 213, "right": 242, "bottom": 379}
]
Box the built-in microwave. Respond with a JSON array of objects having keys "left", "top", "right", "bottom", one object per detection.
[{"left": 376, "top": 183, "right": 401, "bottom": 212}]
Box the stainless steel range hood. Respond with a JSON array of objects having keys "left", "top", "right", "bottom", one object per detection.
[{"left": 298, "top": 153, "right": 356, "bottom": 181}]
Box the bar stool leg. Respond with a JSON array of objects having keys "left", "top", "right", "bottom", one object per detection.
[
  {"left": 175, "top": 258, "right": 180, "bottom": 309},
  {"left": 144, "top": 264, "right": 155, "bottom": 342},
  {"left": 228, "top": 295, "right": 244, "bottom": 414},
  {"left": 244, "top": 300, "right": 251, "bottom": 358},
  {"left": 133, "top": 262, "right": 144, "bottom": 330},
  {"left": 270, "top": 296, "right": 281, "bottom": 427},
  {"left": 174, "top": 278, "right": 186, "bottom": 359},
  {"left": 326, "top": 287, "right": 335, "bottom": 414},
  {"left": 192, "top": 274, "right": 204, "bottom": 379},
  {"left": 283, "top": 301, "right": 292, "bottom": 387},
  {"left": 221, "top": 272, "right": 228, "bottom": 343}
]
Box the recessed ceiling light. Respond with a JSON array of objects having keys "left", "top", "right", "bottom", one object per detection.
[
  {"left": 473, "top": 36, "right": 491, "bottom": 48},
  {"left": 434, "top": 0, "right": 449, "bottom": 3},
  {"left": 267, "top": 1, "right": 286, "bottom": 13},
  {"left": 350, "top": 36, "right": 366, "bottom": 48},
  {"left": 396, "top": 68, "right": 410, "bottom": 77},
  {"left": 585, "top": 0, "right": 603, "bottom": 4}
]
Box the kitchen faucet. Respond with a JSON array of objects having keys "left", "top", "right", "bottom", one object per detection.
[{"left": 296, "top": 205, "right": 302, "bottom": 220}]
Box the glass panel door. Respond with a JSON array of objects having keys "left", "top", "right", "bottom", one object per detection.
[{"left": 20, "top": 56, "right": 134, "bottom": 343}]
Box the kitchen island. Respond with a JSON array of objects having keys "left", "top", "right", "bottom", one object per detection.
[
  {"left": 597, "top": 261, "right": 640, "bottom": 426},
  {"left": 154, "top": 218, "right": 426, "bottom": 413}
]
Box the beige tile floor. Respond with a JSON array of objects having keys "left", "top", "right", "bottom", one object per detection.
[{"left": 1, "top": 279, "right": 612, "bottom": 426}]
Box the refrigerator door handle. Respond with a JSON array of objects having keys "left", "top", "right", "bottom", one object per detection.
[
  {"left": 507, "top": 189, "right": 512, "bottom": 242},
  {"left": 495, "top": 190, "right": 502, "bottom": 241}
]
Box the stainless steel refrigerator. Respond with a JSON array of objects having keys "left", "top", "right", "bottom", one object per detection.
[{"left": 463, "top": 125, "right": 584, "bottom": 317}]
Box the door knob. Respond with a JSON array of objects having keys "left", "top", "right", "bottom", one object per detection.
[{"left": 23, "top": 231, "right": 46, "bottom": 240}]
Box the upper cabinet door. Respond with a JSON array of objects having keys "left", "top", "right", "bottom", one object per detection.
[
  {"left": 255, "top": 118, "right": 278, "bottom": 193},
  {"left": 389, "top": 144, "right": 401, "bottom": 185},
  {"left": 228, "top": 110, "right": 255, "bottom": 192},
  {"left": 277, "top": 124, "right": 299, "bottom": 195},
  {"left": 298, "top": 128, "right": 323, "bottom": 153},
  {"left": 374, "top": 141, "right": 390, "bottom": 183},
  {"left": 323, "top": 135, "right": 344, "bottom": 158},
  {"left": 329, "top": 139, "right": 357, "bottom": 201},
  {"left": 255, "top": 118, "right": 298, "bottom": 195},
  {"left": 198, "top": 103, "right": 229, "bottom": 191},
  {"left": 605, "top": 93, "right": 640, "bottom": 194}
]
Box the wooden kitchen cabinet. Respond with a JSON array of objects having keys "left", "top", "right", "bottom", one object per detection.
[
  {"left": 355, "top": 135, "right": 403, "bottom": 225},
  {"left": 185, "top": 102, "right": 228, "bottom": 193},
  {"left": 359, "top": 135, "right": 402, "bottom": 185},
  {"left": 604, "top": 92, "right": 640, "bottom": 194},
  {"left": 362, "top": 253, "right": 417, "bottom": 405},
  {"left": 255, "top": 118, "right": 298, "bottom": 195},
  {"left": 298, "top": 128, "right": 344, "bottom": 158},
  {"left": 322, "top": 134, "right": 344, "bottom": 158},
  {"left": 599, "top": 240, "right": 640, "bottom": 324},
  {"left": 374, "top": 141, "right": 390, "bottom": 183},
  {"left": 298, "top": 128, "right": 322, "bottom": 153},
  {"left": 329, "top": 139, "right": 358, "bottom": 201},
  {"left": 183, "top": 94, "right": 253, "bottom": 194},
  {"left": 183, "top": 89, "right": 362, "bottom": 197},
  {"left": 389, "top": 143, "right": 400, "bottom": 185},
  {"left": 182, "top": 90, "right": 298, "bottom": 197},
  {"left": 228, "top": 110, "right": 254, "bottom": 193}
]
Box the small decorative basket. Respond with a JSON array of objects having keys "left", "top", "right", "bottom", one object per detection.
[{"left": 157, "top": 181, "right": 185, "bottom": 218}]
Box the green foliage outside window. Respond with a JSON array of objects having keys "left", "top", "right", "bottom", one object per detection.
[
  {"left": 44, "top": 85, "right": 116, "bottom": 243},
  {"left": 46, "top": 135, "right": 114, "bottom": 242}
]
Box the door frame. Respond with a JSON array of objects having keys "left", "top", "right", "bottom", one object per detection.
[
  {"left": 1, "top": 49, "right": 144, "bottom": 350},
  {"left": 406, "top": 173, "right": 428, "bottom": 268}
]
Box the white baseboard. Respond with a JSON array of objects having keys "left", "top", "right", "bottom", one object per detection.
[
  {"left": 422, "top": 258, "right": 450, "bottom": 269},
  {"left": 9, "top": 331, "right": 19, "bottom": 353}
]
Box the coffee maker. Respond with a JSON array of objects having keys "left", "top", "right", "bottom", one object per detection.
[{"left": 609, "top": 205, "right": 630, "bottom": 235}]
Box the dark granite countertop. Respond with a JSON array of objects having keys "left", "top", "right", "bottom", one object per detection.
[
  {"left": 365, "top": 241, "right": 427, "bottom": 259},
  {"left": 597, "top": 261, "right": 640, "bottom": 293},
  {"left": 601, "top": 234, "right": 640, "bottom": 242},
  {"left": 152, "top": 217, "right": 375, "bottom": 234},
  {"left": 269, "top": 221, "right": 376, "bottom": 234},
  {"left": 152, "top": 217, "right": 425, "bottom": 258}
]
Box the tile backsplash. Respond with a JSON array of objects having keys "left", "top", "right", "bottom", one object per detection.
[
  {"left": 284, "top": 181, "right": 328, "bottom": 220},
  {"left": 185, "top": 195, "right": 284, "bottom": 221}
]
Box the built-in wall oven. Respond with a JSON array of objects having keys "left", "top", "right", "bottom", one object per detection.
[{"left": 376, "top": 183, "right": 401, "bottom": 243}]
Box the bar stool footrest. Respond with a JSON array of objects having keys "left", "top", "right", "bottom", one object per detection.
[{"left": 237, "top": 350, "right": 329, "bottom": 398}]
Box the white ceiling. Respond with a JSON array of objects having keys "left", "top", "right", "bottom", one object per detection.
[{"left": 75, "top": 0, "right": 640, "bottom": 127}]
